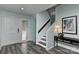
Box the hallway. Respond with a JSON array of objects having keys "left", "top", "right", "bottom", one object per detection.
[{"left": 0, "top": 41, "right": 78, "bottom": 54}]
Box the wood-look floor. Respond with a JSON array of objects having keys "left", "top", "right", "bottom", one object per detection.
[{"left": 0, "top": 41, "right": 79, "bottom": 54}]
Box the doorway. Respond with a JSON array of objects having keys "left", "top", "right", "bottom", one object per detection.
[{"left": 22, "top": 20, "right": 28, "bottom": 42}]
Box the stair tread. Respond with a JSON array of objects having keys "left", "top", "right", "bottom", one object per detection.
[
  {"left": 40, "top": 40, "right": 46, "bottom": 43},
  {"left": 39, "top": 41, "right": 46, "bottom": 46},
  {"left": 41, "top": 38, "right": 46, "bottom": 41},
  {"left": 43, "top": 35, "right": 46, "bottom": 37}
]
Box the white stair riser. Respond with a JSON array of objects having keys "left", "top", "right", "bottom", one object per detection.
[
  {"left": 37, "top": 43, "right": 46, "bottom": 48},
  {"left": 39, "top": 40, "right": 46, "bottom": 43}
]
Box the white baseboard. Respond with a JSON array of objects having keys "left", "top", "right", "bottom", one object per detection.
[{"left": 1, "top": 41, "right": 22, "bottom": 47}]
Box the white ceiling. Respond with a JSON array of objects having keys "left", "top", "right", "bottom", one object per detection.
[{"left": 0, "top": 4, "right": 56, "bottom": 15}]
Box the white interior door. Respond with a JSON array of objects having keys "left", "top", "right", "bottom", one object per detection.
[{"left": 22, "top": 21, "right": 28, "bottom": 41}]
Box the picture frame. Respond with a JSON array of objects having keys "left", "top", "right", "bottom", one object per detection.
[{"left": 62, "top": 15, "right": 77, "bottom": 35}]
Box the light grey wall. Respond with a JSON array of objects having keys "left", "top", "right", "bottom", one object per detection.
[
  {"left": 55, "top": 4, "right": 79, "bottom": 38},
  {"left": 1, "top": 11, "right": 22, "bottom": 46},
  {"left": 0, "top": 10, "right": 36, "bottom": 46},
  {"left": 0, "top": 11, "right": 2, "bottom": 47}
]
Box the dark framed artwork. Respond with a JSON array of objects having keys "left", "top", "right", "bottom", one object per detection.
[{"left": 62, "top": 15, "right": 77, "bottom": 35}]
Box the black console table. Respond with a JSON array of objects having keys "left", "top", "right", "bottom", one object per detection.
[
  {"left": 61, "top": 37, "right": 79, "bottom": 44},
  {"left": 54, "top": 36, "right": 79, "bottom": 46},
  {"left": 54, "top": 36, "right": 58, "bottom": 47}
]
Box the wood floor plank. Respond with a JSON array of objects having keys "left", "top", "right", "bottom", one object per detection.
[
  {"left": 9, "top": 45, "right": 15, "bottom": 54},
  {"left": 14, "top": 44, "right": 22, "bottom": 54},
  {"left": 10, "top": 45, "right": 17, "bottom": 54},
  {"left": 15, "top": 44, "right": 23, "bottom": 54},
  {"left": 1, "top": 46, "right": 7, "bottom": 54},
  {"left": 57, "top": 46, "right": 79, "bottom": 54},
  {"left": 7, "top": 46, "right": 12, "bottom": 54},
  {"left": 49, "top": 48, "right": 63, "bottom": 54}
]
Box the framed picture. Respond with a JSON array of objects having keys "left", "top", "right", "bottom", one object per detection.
[{"left": 62, "top": 16, "right": 77, "bottom": 34}]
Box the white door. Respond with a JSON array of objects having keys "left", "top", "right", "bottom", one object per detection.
[{"left": 22, "top": 21, "right": 28, "bottom": 42}]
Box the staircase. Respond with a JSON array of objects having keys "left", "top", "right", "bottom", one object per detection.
[
  {"left": 36, "top": 10, "right": 55, "bottom": 50},
  {"left": 38, "top": 33, "right": 46, "bottom": 48}
]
